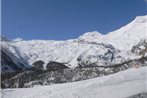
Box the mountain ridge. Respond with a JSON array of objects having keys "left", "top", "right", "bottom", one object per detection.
[{"left": 1, "top": 15, "right": 147, "bottom": 72}]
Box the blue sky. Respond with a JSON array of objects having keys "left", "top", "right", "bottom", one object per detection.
[{"left": 2, "top": 0, "right": 147, "bottom": 40}]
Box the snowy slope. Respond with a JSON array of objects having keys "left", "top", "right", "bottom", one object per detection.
[
  {"left": 0, "top": 42, "right": 30, "bottom": 73},
  {"left": 104, "top": 15, "right": 147, "bottom": 50},
  {"left": 1, "top": 15, "right": 146, "bottom": 69},
  {"left": 1, "top": 40, "right": 123, "bottom": 69},
  {"left": 2, "top": 67, "right": 147, "bottom": 98}
]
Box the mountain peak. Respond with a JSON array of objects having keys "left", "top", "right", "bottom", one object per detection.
[
  {"left": 133, "top": 15, "right": 147, "bottom": 23},
  {"left": 78, "top": 15, "right": 147, "bottom": 50},
  {"left": 13, "top": 38, "right": 23, "bottom": 42},
  {"left": 78, "top": 31, "right": 102, "bottom": 41},
  {"left": 104, "top": 15, "right": 147, "bottom": 50},
  {"left": 82, "top": 31, "right": 102, "bottom": 37}
]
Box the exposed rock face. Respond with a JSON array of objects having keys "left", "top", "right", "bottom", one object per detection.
[{"left": 131, "top": 39, "right": 147, "bottom": 57}]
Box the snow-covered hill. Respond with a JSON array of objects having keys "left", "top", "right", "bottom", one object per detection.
[
  {"left": 2, "top": 67, "right": 147, "bottom": 98},
  {"left": 1, "top": 15, "right": 147, "bottom": 72}
]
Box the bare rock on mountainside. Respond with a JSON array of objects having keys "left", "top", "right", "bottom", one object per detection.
[{"left": 131, "top": 39, "right": 147, "bottom": 57}]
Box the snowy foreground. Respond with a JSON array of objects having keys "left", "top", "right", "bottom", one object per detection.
[{"left": 1, "top": 67, "right": 147, "bottom": 98}]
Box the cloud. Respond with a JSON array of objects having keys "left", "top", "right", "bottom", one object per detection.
[{"left": 144, "top": 0, "right": 147, "bottom": 2}]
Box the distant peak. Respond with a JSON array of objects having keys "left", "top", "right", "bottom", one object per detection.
[
  {"left": 77, "top": 31, "right": 103, "bottom": 42},
  {"left": 81, "top": 31, "right": 102, "bottom": 37},
  {"left": 13, "top": 38, "right": 23, "bottom": 42}
]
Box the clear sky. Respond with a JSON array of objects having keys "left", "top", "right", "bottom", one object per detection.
[{"left": 2, "top": 0, "right": 147, "bottom": 40}]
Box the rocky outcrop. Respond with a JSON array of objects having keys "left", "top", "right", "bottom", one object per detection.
[{"left": 131, "top": 39, "right": 147, "bottom": 57}]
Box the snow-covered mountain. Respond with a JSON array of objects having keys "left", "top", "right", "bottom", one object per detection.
[
  {"left": 1, "top": 42, "right": 30, "bottom": 73},
  {"left": 1, "top": 15, "right": 147, "bottom": 72},
  {"left": 0, "top": 39, "right": 122, "bottom": 70},
  {"left": 78, "top": 15, "right": 147, "bottom": 50}
]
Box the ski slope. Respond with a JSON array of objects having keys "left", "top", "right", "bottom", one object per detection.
[{"left": 2, "top": 67, "right": 147, "bottom": 98}]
